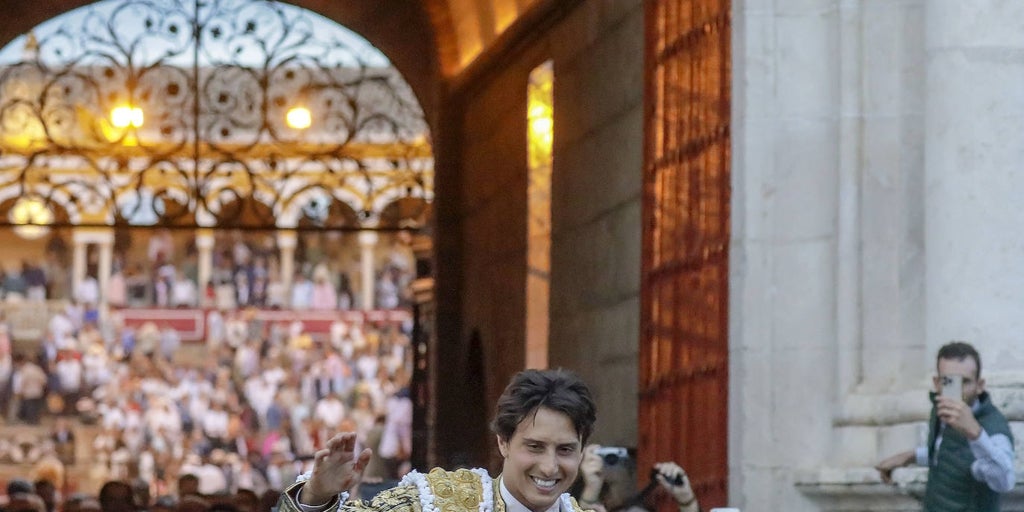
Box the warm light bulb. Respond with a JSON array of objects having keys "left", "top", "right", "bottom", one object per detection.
[
  {"left": 286, "top": 106, "right": 312, "bottom": 129},
  {"left": 9, "top": 197, "right": 53, "bottom": 240},
  {"left": 111, "top": 106, "right": 144, "bottom": 128}
]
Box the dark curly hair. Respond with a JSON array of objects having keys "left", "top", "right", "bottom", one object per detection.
[{"left": 490, "top": 368, "right": 597, "bottom": 444}]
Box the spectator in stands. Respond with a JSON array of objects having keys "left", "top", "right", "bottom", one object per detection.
[
  {"left": 377, "top": 385, "right": 412, "bottom": 478},
  {"left": 337, "top": 274, "right": 354, "bottom": 311},
  {"left": 51, "top": 417, "right": 76, "bottom": 464},
  {"left": 43, "top": 253, "right": 70, "bottom": 301},
  {"left": 74, "top": 272, "right": 99, "bottom": 308},
  {"left": 201, "top": 402, "right": 230, "bottom": 451},
  {"left": 234, "top": 269, "right": 251, "bottom": 307},
  {"left": 177, "top": 473, "right": 201, "bottom": 499},
  {"left": 223, "top": 313, "right": 247, "bottom": 350},
  {"left": 64, "top": 494, "right": 102, "bottom": 512},
  {"left": 206, "top": 309, "right": 225, "bottom": 350},
  {"left": 12, "top": 353, "right": 47, "bottom": 425},
  {"left": 159, "top": 325, "right": 181, "bottom": 362},
  {"left": 150, "top": 496, "right": 176, "bottom": 512},
  {"left": 172, "top": 270, "right": 198, "bottom": 308},
  {"left": 375, "top": 269, "right": 399, "bottom": 310},
  {"left": 107, "top": 263, "right": 127, "bottom": 308},
  {"left": 289, "top": 271, "right": 312, "bottom": 310},
  {"left": 147, "top": 229, "right": 175, "bottom": 266},
  {"left": 355, "top": 414, "right": 393, "bottom": 501},
  {"left": 54, "top": 351, "right": 83, "bottom": 414},
  {"left": 32, "top": 479, "right": 57, "bottom": 512},
  {"left": 313, "top": 392, "right": 346, "bottom": 437},
  {"left": 131, "top": 478, "right": 151, "bottom": 512},
  {"left": 264, "top": 275, "right": 286, "bottom": 310},
  {"left": 24, "top": 261, "right": 47, "bottom": 302},
  {"left": 124, "top": 263, "right": 150, "bottom": 307},
  {"left": 3, "top": 264, "right": 28, "bottom": 300},
  {"left": 6, "top": 478, "right": 34, "bottom": 497},
  {"left": 98, "top": 480, "right": 136, "bottom": 512},
  {"left": 310, "top": 265, "right": 337, "bottom": 311},
  {"left": 5, "top": 492, "right": 46, "bottom": 512}
]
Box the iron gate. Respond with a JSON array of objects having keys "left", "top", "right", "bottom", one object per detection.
[
  {"left": 0, "top": 0, "right": 431, "bottom": 231},
  {"left": 640, "top": 0, "right": 731, "bottom": 509}
]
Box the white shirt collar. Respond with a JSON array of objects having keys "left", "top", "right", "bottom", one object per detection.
[{"left": 499, "top": 477, "right": 564, "bottom": 512}]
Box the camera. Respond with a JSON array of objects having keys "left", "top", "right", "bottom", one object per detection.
[
  {"left": 650, "top": 468, "right": 685, "bottom": 486},
  {"left": 594, "top": 446, "right": 629, "bottom": 466}
]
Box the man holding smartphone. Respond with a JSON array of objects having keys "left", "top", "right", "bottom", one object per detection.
[{"left": 875, "top": 341, "right": 1015, "bottom": 511}]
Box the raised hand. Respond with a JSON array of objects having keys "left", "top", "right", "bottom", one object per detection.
[
  {"left": 653, "top": 462, "right": 696, "bottom": 506},
  {"left": 300, "top": 432, "right": 373, "bottom": 505}
]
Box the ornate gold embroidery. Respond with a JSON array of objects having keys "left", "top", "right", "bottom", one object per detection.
[
  {"left": 426, "top": 468, "right": 484, "bottom": 512},
  {"left": 278, "top": 469, "right": 589, "bottom": 512}
]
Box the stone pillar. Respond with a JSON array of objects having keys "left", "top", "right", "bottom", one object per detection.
[
  {"left": 71, "top": 233, "right": 88, "bottom": 298},
  {"left": 358, "top": 231, "right": 378, "bottom": 310},
  {"left": 195, "top": 229, "right": 215, "bottom": 297},
  {"left": 277, "top": 230, "right": 298, "bottom": 297},
  {"left": 924, "top": 1, "right": 1024, "bottom": 371},
  {"left": 95, "top": 229, "right": 114, "bottom": 309}
]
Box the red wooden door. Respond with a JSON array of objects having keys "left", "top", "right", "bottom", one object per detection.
[{"left": 640, "top": 0, "right": 731, "bottom": 509}]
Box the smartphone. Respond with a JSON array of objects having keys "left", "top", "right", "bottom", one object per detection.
[{"left": 941, "top": 374, "right": 963, "bottom": 401}]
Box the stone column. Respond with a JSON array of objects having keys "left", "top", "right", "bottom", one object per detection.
[
  {"left": 95, "top": 229, "right": 114, "bottom": 309},
  {"left": 924, "top": 1, "right": 1024, "bottom": 371},
  {"left": 71, "top": 233, "right": 88, "bottom": 299},
  {"left": 358, "top": 231, "right": 378, "bottom": 310},
  {"left": 277, "top": 230, "right": 298, "bottom": 298},
  {"left": 195, "top": 229, "right": 215, "bottom": 297}
]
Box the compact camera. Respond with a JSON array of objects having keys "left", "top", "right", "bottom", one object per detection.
[{"left": 594, "top": 446, "right": 630, "bottom": 466}]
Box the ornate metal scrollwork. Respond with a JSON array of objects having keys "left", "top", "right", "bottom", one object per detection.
[{"left": 0, "top": 0, "right": 433, "bottom": 231}]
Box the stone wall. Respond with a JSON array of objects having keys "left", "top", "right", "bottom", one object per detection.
[
  {"left": 732, "top": 0, "right": 1024, "bottom": 510},
  {"left": 441, "top": 0, "right": 645, "bottom": 466}
]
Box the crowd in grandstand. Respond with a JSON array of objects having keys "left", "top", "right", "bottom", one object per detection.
[
  {"left": 1, "top": 229, "right": 416, "bottom": 312},
  {"left": 0, "top": 301, "right": 415, "bottom": 500},
  {"left": 0, "top": 229, "right": 421, "bottom": 512}
]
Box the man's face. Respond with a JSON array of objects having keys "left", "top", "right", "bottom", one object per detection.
[
  {"left": 497, "top": 407, "right": 583, "bottom": 512},
  {"left": 934, "top": 356, "right": 985, "bottom": 404}
]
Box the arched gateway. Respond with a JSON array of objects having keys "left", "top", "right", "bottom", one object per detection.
[{"left": 0, "top": 0, "right": 433, "bottom": 310}]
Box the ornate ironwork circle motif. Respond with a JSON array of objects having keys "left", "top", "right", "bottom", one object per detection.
[{"left": 0, "top": 0, "right": 433, "bottom": 232}]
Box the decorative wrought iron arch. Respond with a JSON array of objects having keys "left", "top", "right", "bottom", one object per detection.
[{"left": 0, "top": 0, "right": 433, "bottom": 232}]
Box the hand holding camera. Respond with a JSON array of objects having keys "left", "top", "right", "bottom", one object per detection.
[
  {"left": 580, "top": 444, "right": 605, "bottom": 490},
  {"left": 652, "top": 462, "right": 695, "bottom": 507}
]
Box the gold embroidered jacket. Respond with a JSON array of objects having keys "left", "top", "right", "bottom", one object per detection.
[{"left": 279, "top": 468, "right": 590, "bottom": 512}]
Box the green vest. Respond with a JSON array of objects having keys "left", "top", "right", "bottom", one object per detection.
[{"left": 923, "top": 392, "right": 1014, "bottom": 512}]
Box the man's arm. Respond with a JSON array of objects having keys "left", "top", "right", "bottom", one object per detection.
[
  {"left": 969, "top": 431, "right": 1016, "bottom": 493},
  {"left": 577, "top": 444, "right": 604, "bottom": 510},
  {"left": 875, "top": 451, "right": 916, "bottom": 484}
]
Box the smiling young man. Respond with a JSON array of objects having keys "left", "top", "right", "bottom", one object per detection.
[
  {"left": 277, "top": 368, "right": 598, "bottom": 512},
  {"left": 875, "top": 341, "right": 1015, "bottom": 512}
]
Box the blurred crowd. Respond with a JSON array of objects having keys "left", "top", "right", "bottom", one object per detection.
[
  {"left": 0, "top": 227, "right": 420, "bottom": 512},
  {"left": 0, "top": 301, "right": 415, "bottom": 496},
  {"left": 3, "top": 229, "right": 416, "bottom": 312}
]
